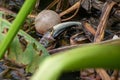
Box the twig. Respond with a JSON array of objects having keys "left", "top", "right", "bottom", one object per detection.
[
  {"left": 89, "top": 0, "right": 120, "bottom": 20},
  {"left": 94, "top": 1, "right": 116, "bottom": 42},
  {"left": 59, "top": 0, "right": 82, "bottom": 17},
  {"left": 45, "top": 0, "right": 60, "bottom": 9},
  {"left": 114, "top": 10, "right": 120, "bottom": 20},
  {"left": 0, "top": 6, "right": 36, "bottom": 18},
  {"left": 0, "top": 7, "right": 16, "bottom": 15},
  {"left": 94, "top": 1, "right": 116, "bottom": 80},
  {"left": 56, "top": 0, "right": 62, "bottom": 11},
  {"left": 0, "top": 68, "right": 9, "bottom": 78},
  {"left": 49, "top": 38, "right": 120, "bottom": 54},
  {"left": 96, "top": 69, "right": 111, "bottom": 80},
  {"left": 82, "top": 21, "right": 96, "bottom": 36},
  {"left": 62, "top": 8, "right": 80, "bottom": 21},
  {"left": 111, "top": 70, "right": 119, "bottom": 80}
]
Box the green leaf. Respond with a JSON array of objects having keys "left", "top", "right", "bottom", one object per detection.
[
  {"left": 0, "top": 14, "right": 49, "bottom": 73},
  {"left": 26, "top": 52, "right": 45, "bottom": 73},
  {"left": 0, "top": 11, "right": 3, "bottom": 18},
  {"left": 8, "top": 36, "right": 23, "bottom": 60},
  {"left": 17, "top": 43, "right": 36, "bottom": 64},
  {"left": 0, "top": 32, "right": 4, "bottom": 43}
]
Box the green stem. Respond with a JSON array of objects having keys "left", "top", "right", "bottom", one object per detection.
[
  {"left": 31, "top": 43, "right": 120, "bottom": 80},
  {"left": 0, "top": 0, "right": 37, "bottom": 59}
]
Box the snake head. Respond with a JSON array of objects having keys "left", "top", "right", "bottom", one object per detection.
[{"left": 39, "top": 31, "right": 55, "bottom": 48}]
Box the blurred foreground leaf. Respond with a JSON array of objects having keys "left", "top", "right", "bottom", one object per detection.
[{"left": 31, "top": 40, "right": 120, "bottom": 80}]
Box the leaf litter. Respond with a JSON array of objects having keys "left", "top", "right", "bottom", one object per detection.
[{"left": 0, "top": 0, "right": 120, "bottom": 80}]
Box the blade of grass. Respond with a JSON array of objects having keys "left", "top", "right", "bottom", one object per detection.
[{"left": 0, "top": 0, "right": 37, "bottom": 59}]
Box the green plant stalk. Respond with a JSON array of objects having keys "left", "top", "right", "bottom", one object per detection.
[
  {"left": 0, "top": 0, "right": 37, "bottom": 59},
  {"left": 31, "top": 43, "right": 120, "bottom": 80}
]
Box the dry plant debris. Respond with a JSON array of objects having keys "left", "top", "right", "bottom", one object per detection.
[{"left": 0, "top": 0, "right": 120, "bottom": 80}]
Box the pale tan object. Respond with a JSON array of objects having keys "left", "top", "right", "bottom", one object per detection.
[{"left": 35, "top": 10, "right": 61, "bottom": 34}]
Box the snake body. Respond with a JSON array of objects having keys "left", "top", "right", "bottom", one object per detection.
[{"left": 40, "top": 21, "right": 82, "bottom": 47}]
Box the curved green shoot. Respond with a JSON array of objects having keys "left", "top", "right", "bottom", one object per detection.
[
  {"left": 0, "top": 0, "right": 37, "bottom": 59},
  {"left": 31, "top": 39, "right": 120, "bottom": 80}
]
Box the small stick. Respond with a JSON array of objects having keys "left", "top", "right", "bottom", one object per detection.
[
  {"left": 111, "top": 70, "right": 119, "bottom": 80},
  {"left": 59, "top": 0, "right": 81, "bottom": 17},
  {"left": 82, "top": 21, "right": 96, "bottom": 36},
  {"left": 94, "top": 1, "right": 116, "bottom": 80},
  {"left": 56, "top": 0, "right": 62, "bottom": 11},
  {"left": 0, "top": 7, "right": 16, "bottom": 15},
  {"left": 96, "top": 69, "right": 111, "bottom": 80},
  {"left": 94, "top": 1, "right": 116, "bottom": 42},
  {"left": 61, "top": 5, "right": 80, "bottom": 21},
  {"left": 45, "top": 0, "right": 60, "bottom": 9},
  {"left": 45, "top": 0, "right": 81, "bottom": 21},
  {"left": 114, "top": 10, "right": 120, "bottom": 20},
  {"left": 49, "top": 38, "right": 120, "bottom": 54},
  {"left": 0, "top": 7, "right": 36, "bottom": 18}
]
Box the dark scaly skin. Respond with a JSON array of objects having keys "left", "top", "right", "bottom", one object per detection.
[{"left": 40, "top": 21, "right": 82, "bottom": 47}]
